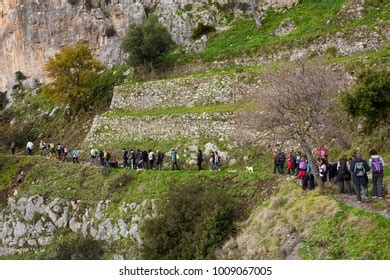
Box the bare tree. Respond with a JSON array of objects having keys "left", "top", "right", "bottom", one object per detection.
[
  {"left": 240, "top": 62, "right": 348, "bottom": 186},
  {"left": 233, "top": 0, "right": 271, "bottom": 28}
]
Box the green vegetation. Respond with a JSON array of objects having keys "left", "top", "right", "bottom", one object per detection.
[
  {"left": 221, "top": 182, "right": 390, "bottom": 259},
  {"left": 192, "top": 22, "right": 216, "bottom": 39},
  {"left": 300, "top": 202, "right": 390, "bottom": 259},
  {"left": 142, "top": 184, "right": 235, "bottom": 259},
  {"left": 342, "top": 68, "right": 390, "bottom": 133},
  {"left": 43, "top": 43, "right": 104, "bottom": 111},
  {"left": 122, "top": 15, "right": 174, "bottom": 75},
  {"left": 165, "top": 0, "right": 389, "bottom": 63},
  {"left": 106, "top": 102, "right": 252, "bottom": 118}
]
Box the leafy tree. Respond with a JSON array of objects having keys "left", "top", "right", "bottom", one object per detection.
[
  {"left": 342, "top": 69, "right": 390, "bottom": 133},
  {"left": 122, "top": 15, "right": 174, "bottom": 76},
  {"left": 44, "top": 43, "right": 104, "bottom": 111}
]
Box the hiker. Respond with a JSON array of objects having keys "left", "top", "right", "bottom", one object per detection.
[
  {"left": 197, "top": 149, "right": 204, "bottom": 171},
  {"left": 318, "top": 158, "right": 328, "bottom": 183},
  {"left": 56, "top": 143, "right": 62, "bottom": 160},
  {"left": 70, "top": 148, "right": 80, "bottom": 164},
  {"left": 273, "top": 150, "right": 279, "bottom": 174},
  {"left": 142, "top": 150, "right": 149, "bottom": 170},
  {"left": 148, "top": 150, "right": 156, "bottom": 170},
  {"left": 287, "top": 152, "right": 295, "bottom": 175},
  {"left": 39, "top": 140, "right": 46, "bottom": 156},
  {"left": 90, "top": 148, "right": 98, "bottom": 164},
  {"left": 49, "top": 142, "right": 55, "bottom": 158},
  {"left": 297, "top": 157, "right": 307, "bottom": 186},
  {"left": 277, "top": 149, "right": 286, "bottom": 175},
  {"left": 11, "top": 141, "right": 16, "bottom": 155},
  {"left": 303, "top": 158, "right": 314, "bottom": 190},
  {"left": 26, "top": 141, "right": 33, "bottom": 155},
  {"left": 350, "top": 153, "right": 370, "bottom": 203},
  {"left": 62, "top": 146, "right": 68, "bottom": 162},
  {"left": 107, "top": 150, "right": 112, "bottom": 165},
  {"left": 316, "top": 144, "right": 329, "bottom": 159},
  {"left": 328, "top": 161, "right": 338, "bottom": 182},
  {"left": 295, "top": 152, "right": 301, "bottom": 174},
  {"left": 137, "top": 149, "right": 143, "bottom": 169},
  {"left": 130, "top": 149, "right": 136, "bottom": 170},
  {"left": 210, "top": 151, "right": 216, "bottom": 170},
  {"left": 99, "top": 150, "right": 104, "bottom": 166},
  {"left": 156, "top": 150, "right": 164, "bottom": 170},
  {"left": 369, "top": 149, "right": 385, "bottom": 199},
  {"left": 171, "top": 149, "right": 180, "bottom": 170},
  {"left": 337, "top": 155, "right": 352, "bottom": 194},
  {"left": 214, "top": 151, "right": 221, "bottom": 171},
  {"left": 103, "top": 149, "right": 109, "bottom": 166},
  {"left": 122, "top": 148, "right": 129, "bottom": 168}
]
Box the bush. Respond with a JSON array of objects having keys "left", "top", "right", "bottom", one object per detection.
[
  {"left": 192, "top": 22, "right": 216, "bottom": 40},
  {"left": 54, "top": 233, "right": 106, "bottom": 260},
  {"left": 342, "top": 69, "right": 390, "bottom": 133},
  {"left": 142, "top": 183, "right": 236, "bottom": 259}
]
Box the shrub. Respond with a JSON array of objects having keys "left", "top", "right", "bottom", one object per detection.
[
  {"left": 54, "top": 233, "right": 106, "bottom": 260},
  {"left": 122, "top": 15, "right": 174, "bottom": 76},
  {"left": 191, "top": 22, "right": 216, "bottom": 40},
  {"left": 324, "top": 46, "right": 337, "bottom": 58},
  {"left": 341, "top": 68, "right": 390, "bottom": 133},
  {"left": 142, "top": 183, "right": 236, "bottom": 259}
]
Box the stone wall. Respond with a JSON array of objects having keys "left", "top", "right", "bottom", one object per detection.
[
  {"left": 112, "top": 74, "right": 257, "bottom": 110},
  {"left": 86, "top": 112, "right": 240, "bottom": 146},
  {"left": 0, "top": 195, "right": 155, "bottom": 256}
]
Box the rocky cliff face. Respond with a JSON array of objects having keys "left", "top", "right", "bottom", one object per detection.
[{"left": 0, "top": 0, "right": 296, "bottom": 91}]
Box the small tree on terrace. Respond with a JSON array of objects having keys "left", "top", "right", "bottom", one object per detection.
[
  {"left": 122, "top": 15, "right": 174, "bottom": 77},
  {"left": 240, "top": 63, "right": 347, "bottom": 186},
  {"left": 44, "top": 43, "right": 104, "bottom": 111}
]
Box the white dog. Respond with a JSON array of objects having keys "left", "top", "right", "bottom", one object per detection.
[{"left": 246, "top": 166, "right": 254, "bottom": 173}]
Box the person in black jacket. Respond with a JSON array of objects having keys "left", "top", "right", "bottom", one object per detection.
[
  {"left": 156, "top": 150, "right": 164, "bottom": 170},
  {"left": 197, "top": 149, "right": 204, "bottom": 171},
  {"left": 350, "top": 153, "right": 370, "bottom": 203}
]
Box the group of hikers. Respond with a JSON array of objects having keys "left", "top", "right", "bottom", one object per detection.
[
  {"left": 273, "top": 145, "right": 386, "bottom": 203},
  {"left": 89, "top": 147, "right": 222, "bottom": 171},
  {"left": 17, "top": 140, "right": 223, "bottom": 171},
  {"left": 11, "top": 140, "right": 387, "bottom": 203}
]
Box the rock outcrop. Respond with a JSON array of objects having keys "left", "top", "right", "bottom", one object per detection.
[
  {"left": 0, "top": 0, "right": 297, "bottom": 91},
  {"left": 0, "top": 195, "right": 155, "bottom": 256}
]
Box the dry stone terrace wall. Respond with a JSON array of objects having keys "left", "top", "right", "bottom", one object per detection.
[
  {"left": 0, "top": 195, "right": 155, "bottom": 256},
  {"left": 112, "top": 74, "right": 257, "bottom": 110},
  {"left": 86, "top": 112, "right": 242, "bottom": 146}
]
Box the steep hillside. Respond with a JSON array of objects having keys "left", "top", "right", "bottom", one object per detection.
[{"left": 0, "top": 0, "right": 389, "bottom": 260}]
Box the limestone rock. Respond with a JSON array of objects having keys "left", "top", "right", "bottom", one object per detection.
[{"left": 14, "top": 222, "right": 27, "bottom": 239}]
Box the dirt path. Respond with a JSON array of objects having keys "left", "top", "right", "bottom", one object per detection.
[{"left": 335, "top": 193, "right": 390, "bottom": 218}]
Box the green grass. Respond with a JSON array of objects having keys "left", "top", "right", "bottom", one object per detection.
[
  {"left": 106, "top": 102, "right": 252, "bottom": 118},
  {"left": 300, "top": 200, "right": 390, "bottom": 259},
  {"left": 164, "top": 0, "right": 389, "bottom": 64}
]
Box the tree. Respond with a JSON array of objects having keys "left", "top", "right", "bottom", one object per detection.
[
  {"left": 240, "top": 63, "right": 347, "bottom": 186},
  {"left": 342, "top": 69, "right": 390, "bottom": 133},
  {"left": 122, "top": 15, "right": 174, "bottom": 76},
  {"left": 44, "top": 43, "right": 104, "bottom": 110},
  {"left": 234, "top": 0, "right": 269, "bottom": 27}
]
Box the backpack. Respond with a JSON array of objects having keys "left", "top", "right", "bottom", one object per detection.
[
  {"left": 298, "top": 161, "right": 306, "bottom": 170},
  {"left": 354, "top": 162, "right": 366, "bottom": 177},
  {"left": 371, "top": 158, "right": 384, "bottom": 174},
  {"left": 339, "top": 160, "right": 348, "bottom": 174}
]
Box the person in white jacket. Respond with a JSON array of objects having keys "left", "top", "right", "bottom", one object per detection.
[
  {"left": 26, "top": 141, "right": 34, "bottom": 155},
  {"left": 368, "top": 149, "right": 385, "bottom": 199}
]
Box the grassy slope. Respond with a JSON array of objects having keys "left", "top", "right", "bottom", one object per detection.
[
  {"left": 220, "top": 182, "right": 390, "bottom": 259},
  {"left": 166, "top": 0, "right": 390, "bottom": 64}
]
